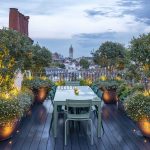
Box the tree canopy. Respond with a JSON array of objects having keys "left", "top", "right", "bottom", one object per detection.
[
  {"left": 29, "top": 44, "right": 52, "bottom": 76},
  {"left": 92, "top": 41, "right": 127, "bottom": 70},
  {"left": 0, "top": 28, "right": 52, "bottom": 77},
  {"left": 129, "top": 33, "right": 150, "bottom": 76},
  {"left": 80, "top": 58, "right": 89, "bottom": 69}
]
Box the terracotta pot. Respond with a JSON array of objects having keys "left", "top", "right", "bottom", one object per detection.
[
  {"left": 102, "top": 90, "right": 118, "bottom": 104},
  {"left": 32, "top": 87, "right": 49, "bottom": 103},
  {"left": 137, "top": 118, "right": 150, "bottom": 138},
  {"left": 0, "top": 119, "right": 20, "bottom": 141}
]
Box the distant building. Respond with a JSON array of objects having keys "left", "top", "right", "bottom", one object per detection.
[
  {"left": 9, "top": 8, "right": 29, "bottom": 36},
  {"left": 69, "top": 45, "right": 73, "bottom": 59},
  {"left": 52, "top": 52, "right": 64, "bottom": 63}
]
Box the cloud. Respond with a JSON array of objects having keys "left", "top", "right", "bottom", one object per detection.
[
  {"left": 0, "top": 0, "right": 150, "bottom": 57},
  {"left": 118, "top": 0, "right": 150, "bottom": 25}
]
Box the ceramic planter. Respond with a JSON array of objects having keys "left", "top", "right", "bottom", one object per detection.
[
  {"left": 137, "top": 118, "right": 150, "bottom": 138},
  {"left": 102, "top": 90, "right": 118, "bottom": 104},
  {"left": 32, "top": 87, "right": 49, "bottom": 103},
  {"left": 0, "top": 119, "right": 20, "bottom": 141}
]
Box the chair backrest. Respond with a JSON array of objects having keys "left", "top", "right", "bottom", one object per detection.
[
  {"left": 97, "top": 90, "right": 102, "bottom": 98},
  {"left": 65, "top": 81, "right": 80, "bottom": 86},
  {"left": 66, "top": 99, "right": 92, "bottom": 115}
]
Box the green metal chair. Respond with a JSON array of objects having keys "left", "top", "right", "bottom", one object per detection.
[
  {"left": 49, "top": 89, "right": 65, "bottom": 134},
  {"left": 65, "top": 81, "right": 80, "bottom": 86},
  {"left": 65, "top": 99, "right": 93, "bottom": 146}
]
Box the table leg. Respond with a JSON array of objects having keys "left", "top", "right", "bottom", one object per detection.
[
  {"left": 97, "top": 102, "right": 101, "bottom": 138},
  {"left": 54, "top": 103, "right": 58, "bottom": 138}
]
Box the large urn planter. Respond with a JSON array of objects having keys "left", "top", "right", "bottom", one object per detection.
[
  {"left": 0, "top": 119, "right": 20, "bottom": 141},
  {"left": 137, "top": 118, "right": 150, "bottom": 138},
  {"left": 102, "top": 90, "right": 118, "bottom": 104},
  {"left": 32, "top": 87, "right": 49, "bottom": 103},
  {"left": 22, "top": 77, "right": 51, "bottom": 103}
]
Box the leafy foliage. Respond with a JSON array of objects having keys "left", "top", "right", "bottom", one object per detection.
[
  {"left": 92, "top": 41, "right": 127, "bottom": 70},
  {"left": 124, "top": 64, "right": 141, "bottom": 81},
  {"left": 29, "top": 44, "right": 52, "bottom": 76},
  {"left": 80, "top": 78, "right": 92, "bottom": 86},
  {"left": 55, "top": 80, "right": 65, "bottom": 86},
  {"left": 117, "top": 82, "right": 145, "bottom": 102},
  {"left": 96, "top": 80, "right": 121, "bottom": 91},
  {"left": 22, "top": 77, "right": 52, "bottom": 89},
  {"left": 125, "top": 92, "right": 150, "bottom": 121},
  {"left": 130, "top": 33, "right": 150, "bottom": 78},
  {"left": 0, "top": 45, "right": 17, "bottom": 92},
  {"left": 130, "top": 33, "right": 150, "bottom": 67},
  {"left": 79, "top": 58, "right": 90, "bottom": 69},
  {"left": 0, "top": 90, "right": 33, "bottom": 125},
  {"left": 0, "top": 28, "right": 32, "bottom": 70}
]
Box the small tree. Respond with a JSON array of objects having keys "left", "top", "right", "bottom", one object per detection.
[
  {"left": 0, "top": 28, "right": 33, "bottom": 70},
  {"left": 92, "top": 41, "right": 126, "bottom": 71},
  {"left": 130, "top": 33, "right": 150, "bottom": 77},
  {"left": 30, "top": 44, "right": 52, "bottom": 76},
  {"left": 80, "top": 58, "right": 89, "bottom": 69}
]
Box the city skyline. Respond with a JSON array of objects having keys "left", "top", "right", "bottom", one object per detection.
[{"left": 0, "top": 0, "right": 150, "bottom": 57}]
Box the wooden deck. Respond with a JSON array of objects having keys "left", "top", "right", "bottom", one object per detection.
[{"left": 0, "top": 100, "right": 150, "bottom": 150}]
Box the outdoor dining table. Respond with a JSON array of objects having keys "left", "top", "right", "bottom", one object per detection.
[{"left": 53, "top": 86, "right": 102, "bottom": 138}]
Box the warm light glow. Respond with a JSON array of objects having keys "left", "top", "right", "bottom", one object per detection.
[
  {"left": 1, "top": 93, "right": 10, "bottom": 100},
  {"left": 103, "top": 91, "right": 111, "bottom": 102},
  {"left": 143, "top": 90, "right": 150, "bottom": 97},
  {"left": 28, "top": 76, "right": 33, "bottom": 80},
  {"left": 39, "top": 88, "right": 46, "bottom": 100},
  {"left": 0, "top": 124, "right": 16, "bottom": 139},
  {"left": 115, "top": 76, "right": 121, "bottom": 81},
  {"left": 41, "top": 76, "right": 47, "bottom": 80},
  {"left": 100, "top": 75, "right": 107, "bottom": 81},
  {"left": 138, "top": 118, "right": 150, "bottom": 137}
]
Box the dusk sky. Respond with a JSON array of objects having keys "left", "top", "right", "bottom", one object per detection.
[{"left": 0, "top": 0, "right": 150, "bottom": 58}]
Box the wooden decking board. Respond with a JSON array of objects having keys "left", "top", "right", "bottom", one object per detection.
[
  {"left": 103, "top": 105, "right": 138, "bottom": 150},
  {"left": 81, "top": 122, "right": 98, "bottom": 150},
  {"left": 20, "top": 105, "right": 46, "bottom": 150},
  {"left": 38, "top": 107, "right": 53, "bottom": 150},
  {"left": 109, "top": 105, "right": 148, "bottom": 150},
  {"left": 107, "top": 105, "right": 142, "bottom": 150},
  {"left": 101, "top": 116, "right": 126, "bottom": 150},
  {"left": 0, "top": 100, "right": 150, "bottom": 150},
  {"left": 30, "top": 101, "right": 51, "bottom": 150},
  {"left": 13, "top": 106, "right": 40, "bottom": 150},
  {"left": 111, "top": 105, "right": 150, "bottom": 150},
  {"left": 77, "top": 125, "right": 89, "bottom": 150}
]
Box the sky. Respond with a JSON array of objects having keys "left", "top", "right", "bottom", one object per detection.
[{"left": 0, "top": 0, "right": 150, "bottom": 58}]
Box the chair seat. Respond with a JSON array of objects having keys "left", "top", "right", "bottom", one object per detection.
[{"left": 67, "top": 113, "right": 90, "bottom": 119}]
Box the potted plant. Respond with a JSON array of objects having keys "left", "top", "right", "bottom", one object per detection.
[
  {"left": 0, "top": 89, "right": 34, "bottom": 141},
  {"left": 124, "top": 91, "right": 150, "bottom": 137},
  {"left": 22, "top": 77, "right": 51, "bottom": 103},
  {"left": 98, "top": 80, "right": 120, "bottom": 104},
  {"left": 80, "top": 78, "right": 92, "bottom": 86},
  {"left": 117, "top": 83, "right": 145, "bottom": 112}
]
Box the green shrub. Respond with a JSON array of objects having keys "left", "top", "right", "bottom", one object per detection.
[
  {"left": 22, "top": 77, "right": 52, "bottom": 89},
  {"left": 80, "top": 79, "right": 92, "bottom": 86},
  {"left": 124, "top": 92, "right": 150, "bottom": 122},
  {"left": 0, "top": 90, "right": 33, "bottom": 125},
  {"left": 96, "top": 80, "right": 121, "bottom": 91},
  {"left": 117, "top": 82, "right": 145, "bottom": 102}
]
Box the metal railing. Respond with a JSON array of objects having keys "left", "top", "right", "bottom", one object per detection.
[{"left": 45, "top": 69, "right": 119, "bottom": 82}]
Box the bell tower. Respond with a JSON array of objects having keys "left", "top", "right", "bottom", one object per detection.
[{"left": 69, "top": 45, "right": 73, "bottom": 59}]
